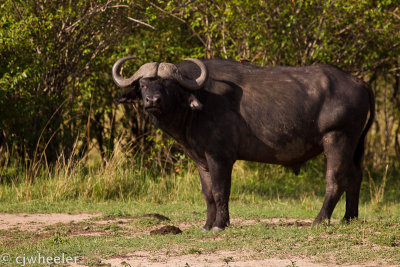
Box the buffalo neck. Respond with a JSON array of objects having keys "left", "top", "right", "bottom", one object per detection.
[{"left": 151, "top": 106, "right": 193, "bottom": 146}]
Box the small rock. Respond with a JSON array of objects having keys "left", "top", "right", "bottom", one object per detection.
[
  {"left": 140, "top": 213, "right": 170, "bottom": 221},
  {"left": 150, "top": 225, "right": 182, "bottom": 235}
]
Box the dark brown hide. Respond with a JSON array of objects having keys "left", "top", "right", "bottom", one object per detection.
[{"left": 113, "top": 58, "right": 374, "bottom": 232}]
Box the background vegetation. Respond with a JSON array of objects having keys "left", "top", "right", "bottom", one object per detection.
[{"left": 0, "top": 0, "right": 399, "bottom": 204}]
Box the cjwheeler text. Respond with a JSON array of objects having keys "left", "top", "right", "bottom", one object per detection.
[{"left": 15, "top": 253, "right": 79, "bottom": 266}]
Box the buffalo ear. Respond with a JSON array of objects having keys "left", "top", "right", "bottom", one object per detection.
[
  {"left": 114, "top": 88, "right": 140, "bottom": 104},
  {"left": 187, "top": 94, "right": 203, "bottom": 110}
]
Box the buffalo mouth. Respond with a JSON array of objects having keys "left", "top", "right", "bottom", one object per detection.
[{"left": 145, "top": 106, "right": 162, "bottom": 114}]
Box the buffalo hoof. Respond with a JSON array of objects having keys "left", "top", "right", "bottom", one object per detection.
[
  {"left": 212, "top": 226, "right": 224, "bottom": 234},
  {"left": 312, "top": 219, "right": 330, "bottom": 228},
  {"left": 200, "top": 228, "right": 209, "bottom": 233},
  {"left": 341, "top": 217, "right": 358, "bottom": 224}
]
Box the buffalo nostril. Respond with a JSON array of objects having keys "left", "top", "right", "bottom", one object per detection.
[{"left": 145, "top": 95, "right": 161, "bottom": 105}]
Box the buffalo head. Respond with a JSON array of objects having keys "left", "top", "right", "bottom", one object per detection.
[{"left": 112, "top": 57, "right": 207, "bottom": 116}]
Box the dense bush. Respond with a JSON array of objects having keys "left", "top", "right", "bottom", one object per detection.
[{"left": 0, "top": 0, "right": 399, "bottom": 197}]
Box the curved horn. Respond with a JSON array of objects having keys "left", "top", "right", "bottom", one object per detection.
[
  {"left": 176, "top": 58, "right": 208, "bottom": 90},
  {"left": 112, "top": 56, "right": 159, "bottom": 88},
  {"left": 112, "top": 56, "right": 138, "bottom": 88}
]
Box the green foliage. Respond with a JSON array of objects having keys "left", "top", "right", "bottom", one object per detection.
[{"left": 0, "top": 0, "right": 145, "bottom": 163}]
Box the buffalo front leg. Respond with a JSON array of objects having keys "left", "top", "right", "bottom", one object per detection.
[
  {"left": 205, "top": 154, "right": 234, "bottom": 232},
  {"left": 197, "top": 165, "right": 216, "bottom": 232}
]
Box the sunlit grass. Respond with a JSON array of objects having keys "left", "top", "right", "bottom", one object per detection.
[{"left": 0, "top": 200, "right": 399, "bottom": 266}]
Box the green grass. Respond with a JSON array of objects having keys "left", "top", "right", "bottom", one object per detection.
[
  {"left": 1, "top": 154, "right": 399, "bottom": 204},
  {"left": 0, "top": 196, "right": 399, "bottom": 220},
  {"left": 0, "top": 200, "right": 399, "bottom": 266}
]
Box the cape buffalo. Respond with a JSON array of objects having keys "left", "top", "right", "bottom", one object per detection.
[{"left": 112, "top": 57, "right": 374, "bottom": 233}]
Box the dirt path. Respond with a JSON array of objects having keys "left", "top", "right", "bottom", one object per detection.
[
  {"left": 0, "top": 213, "right": 101, "bottom": 232},
  {"left": 99, "top": 251, "right": 380, "bottom": 267}
]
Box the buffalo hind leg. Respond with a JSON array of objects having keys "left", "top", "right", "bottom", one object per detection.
[
  {"left": 344, "top": 162, "right": 362, "bottom": 221},
  {"left": 315, "top": 132, "right": 357, "bottom": 224},
  {"left": 198, "top": 165, "right": 216, "bottom": 232}
]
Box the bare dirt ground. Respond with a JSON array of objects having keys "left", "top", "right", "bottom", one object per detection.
[
  {"left": 0, "top": 213, "right": 391, "bottom": 267},
  {"left": 99, "top": 250, "right": 384, "bottom": 267},
  {"left": 0, "top": 213, "right": 101, "bottom": 232}
]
